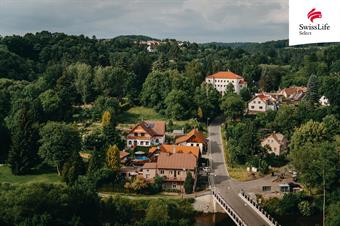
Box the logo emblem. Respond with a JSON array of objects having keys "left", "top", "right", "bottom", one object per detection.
[{"left": 307, "top": 8, "right": 322, "bottom": 22}]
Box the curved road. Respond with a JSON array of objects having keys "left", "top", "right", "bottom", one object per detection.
[{"left": 208, "top": 122, "right": 270, "bottom": 226}]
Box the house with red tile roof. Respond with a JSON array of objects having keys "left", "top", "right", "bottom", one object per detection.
[
  {"left": 142, "top": 152, "right": 197, "bottom": 190},
  {"left": 248, "top": 92, "right": 280, "bottom": 113},
  {"left": 126, "top": 121, "right": 166, "bottom": 148},
  {"left": 149, "top": 144, "right": 200, "bottom": 159},
  {"left": 175, "top": 129, "right": 207, "bottom": 153},
  {"left": 205, "top": 71, "right": 247, "bottom": 95},
  {"left": 261, "top": 132, "right": 288, "bottom": 156}
]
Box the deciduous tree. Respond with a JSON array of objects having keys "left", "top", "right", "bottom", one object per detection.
[{"left": 39, "top": 122, "right": 81, "bottom": 175}]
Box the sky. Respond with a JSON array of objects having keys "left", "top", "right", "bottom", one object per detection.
[{"left": 0, "top": 0, "right": 289, "bottom": 43}]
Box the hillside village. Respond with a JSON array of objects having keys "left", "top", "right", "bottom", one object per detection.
[{"left": 0, "top": 33, "right": 339, "bottom": 226}]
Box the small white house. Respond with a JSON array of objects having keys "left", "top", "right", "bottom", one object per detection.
[
  {"left": 319, "top": 96, "right": 330, "bottom": 106},
  {"left": 248, "top": 93, "right": 278, "bottom": 113}
]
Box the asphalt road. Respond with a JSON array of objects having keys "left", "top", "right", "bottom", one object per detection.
[{"left": 208, "top": 122, "right": 270, "bottom": 226}]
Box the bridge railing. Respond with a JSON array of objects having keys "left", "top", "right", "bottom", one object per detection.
[
  {"left": 240, "top": 191, "right": 281, "bottom": 226},
  {"left": 212, "top": 190, "right": 248, "bottom": 226}
]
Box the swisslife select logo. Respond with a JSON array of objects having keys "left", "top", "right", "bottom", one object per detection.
[
  {"left": 299, "top": 8, "right": 330, "bottom": 36},
  {"left": 289, "top": 0, "right": 340, "bottom": 46},
  {"left": 307, "top": 8, "right": 322, "bottom": 22}
]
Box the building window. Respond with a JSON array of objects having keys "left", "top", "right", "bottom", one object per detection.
[
  {"left": 141, "top": 133, "right": 145, "bottom": 136},
  {"left": 178, "top": 171, "right": 180, "bottom": 175},
  {"left": 160, "top": 170, "right": 164, "bottom": 174},
  {"left": 172, "top": 184, "right": 177, "bottom": 188},
  {"left": 155, "top": 138, "right": 159, "bottom": 143},
  {"left": 128, "top": 141, "right": 132, "bottom": 144},
  {"left": 258, "top": 101, "right": 261, "bottom": 104},
  {"left": 134, "top": 133, "right": 138, "bottom": 136},
  {"left": 251, "top": 106, "right": 255, "bottom": 109},
  {"left": 145, "top": 141, "right": 149, "bottom": 145},
  {"left": 259, "top": 106, "right": 263, "bottom": 109},
  {"left": 141, "top": 141, "right": 144, "bottom": 145}
]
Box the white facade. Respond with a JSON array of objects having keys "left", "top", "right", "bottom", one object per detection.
[
  {"left": 248, "top": 96, "right": 278, "bottom": 113},
  {"left": 319, "top": 96, "right": 330, "bottom": 106},
  {"left": 126, "top": 135, "right": 165, "bottom": 148},
  {"left": 205, "top": 77, "right": 246, "bottom": 95}
]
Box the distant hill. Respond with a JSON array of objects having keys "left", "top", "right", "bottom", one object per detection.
[{"left": 112, "top": 35, "right": 159, "bottom": 42}]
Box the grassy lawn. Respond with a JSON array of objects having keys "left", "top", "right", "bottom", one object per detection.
[
  {"left": 0, "top": 165, "right": 62, "bottom": 184},
  {"left": 117, "top": 106, "right": 193, "bottom": 128}
]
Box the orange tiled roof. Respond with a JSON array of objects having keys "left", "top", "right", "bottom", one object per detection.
[
  {"left": 161, "top": 144, "right": 200, "bottom": 159},
  {"left": 157, "top": 152, "right": 196, "bottom": 170},
  {"left": 207, "top": 71, "right": 244, "bottom": 80},
  {"left": 175, "top": 129, "right": 207, "bottom": 145}
]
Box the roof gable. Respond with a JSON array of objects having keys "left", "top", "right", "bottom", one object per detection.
[
  {"left": 129, "top": 121, "right": 166, "bottom": 136},
  {"left": 175, "top": 129, "right": 207, "bottom": 145},
  {"left": 160, "top": 144, "right": 200, "bottom": 159}
]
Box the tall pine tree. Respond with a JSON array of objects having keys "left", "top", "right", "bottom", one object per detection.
[
  {"left": 7, "top": 99, "right": 41, "bottom": 175},
  {"left": 305, "top": 74, "right": 319, "bottom": 104}
]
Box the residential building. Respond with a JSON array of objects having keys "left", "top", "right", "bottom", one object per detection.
[
  {"left": 248, "top": 93, "right": 279, "bottom": 113},
  {"left": 261, "top": 133, "right": 288, "bottom": 156},
  {"left": 175, "top": 129, "right": 207, "bottom": 153},
  {"left": 126, "top": 121, "right": 166, "bottom": 148},
  {"left": 319, "top": 95, "right": 330, "bottom": 106},
  {"left": 205, "top": 71, "right": 247, "bottom": 95},
  {"left": 142, "top": 152, "right": 197, "bottom": 190},
  {"left": 149, "top": 144, "right": 200, "bottom": 159},
  {"left": 278, "top": 87, "right": 307, "bottom": 101}
]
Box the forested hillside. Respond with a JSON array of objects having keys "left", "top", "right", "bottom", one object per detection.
[{"left": 0, "top": 31, "right": 340, "bottom": 226}]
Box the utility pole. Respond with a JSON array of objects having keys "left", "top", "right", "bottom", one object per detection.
[{"left": 323, "top": 166, "right": 325, "bottom": 226}]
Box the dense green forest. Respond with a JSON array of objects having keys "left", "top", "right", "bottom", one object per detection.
[{"left": 0, "top": 31, "right": 340, "bottom": 225}]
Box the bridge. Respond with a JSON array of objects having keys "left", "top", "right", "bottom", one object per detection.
[{"left": 208, "top": 122, "right": 281, "bottom": 226}]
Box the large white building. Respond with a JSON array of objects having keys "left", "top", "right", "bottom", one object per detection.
[{"left": 205, "top": 71, "right": 247, "bottom": 95}]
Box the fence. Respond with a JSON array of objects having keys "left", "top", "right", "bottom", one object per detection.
[
  {"left": 239, "top": 191, "right": 281, "bottom": 226},
  {"left": 212, "top": 190, "right": 248, "bottom": 226}
]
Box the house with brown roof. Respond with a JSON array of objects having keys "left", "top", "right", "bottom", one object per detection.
[
  {"left": 149, "top": 144, "right": 200, "bottom": 159},
  {"left": 120, "top": 151, "right": 130, "bottom": 164},
  {"left": 261, "top": 133, "right": 288, "bottom": 156},
  {"left": 248, "top": 93, "right": 279, "bottom": 113},
  {"left": 142, "top": 152, "right": 197, "bottom": 190},
  {"left": 175, "top": 129, "right": 207, "bottom": 153},
  {"left": 205, "top": 71, "right": 247, "bottom": 95},
  {"left": 278, "top": 87, "right": 307, "bottom": 101},
  {"left": 126, "top": 121, "right": 166, "bottom": 148}
]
